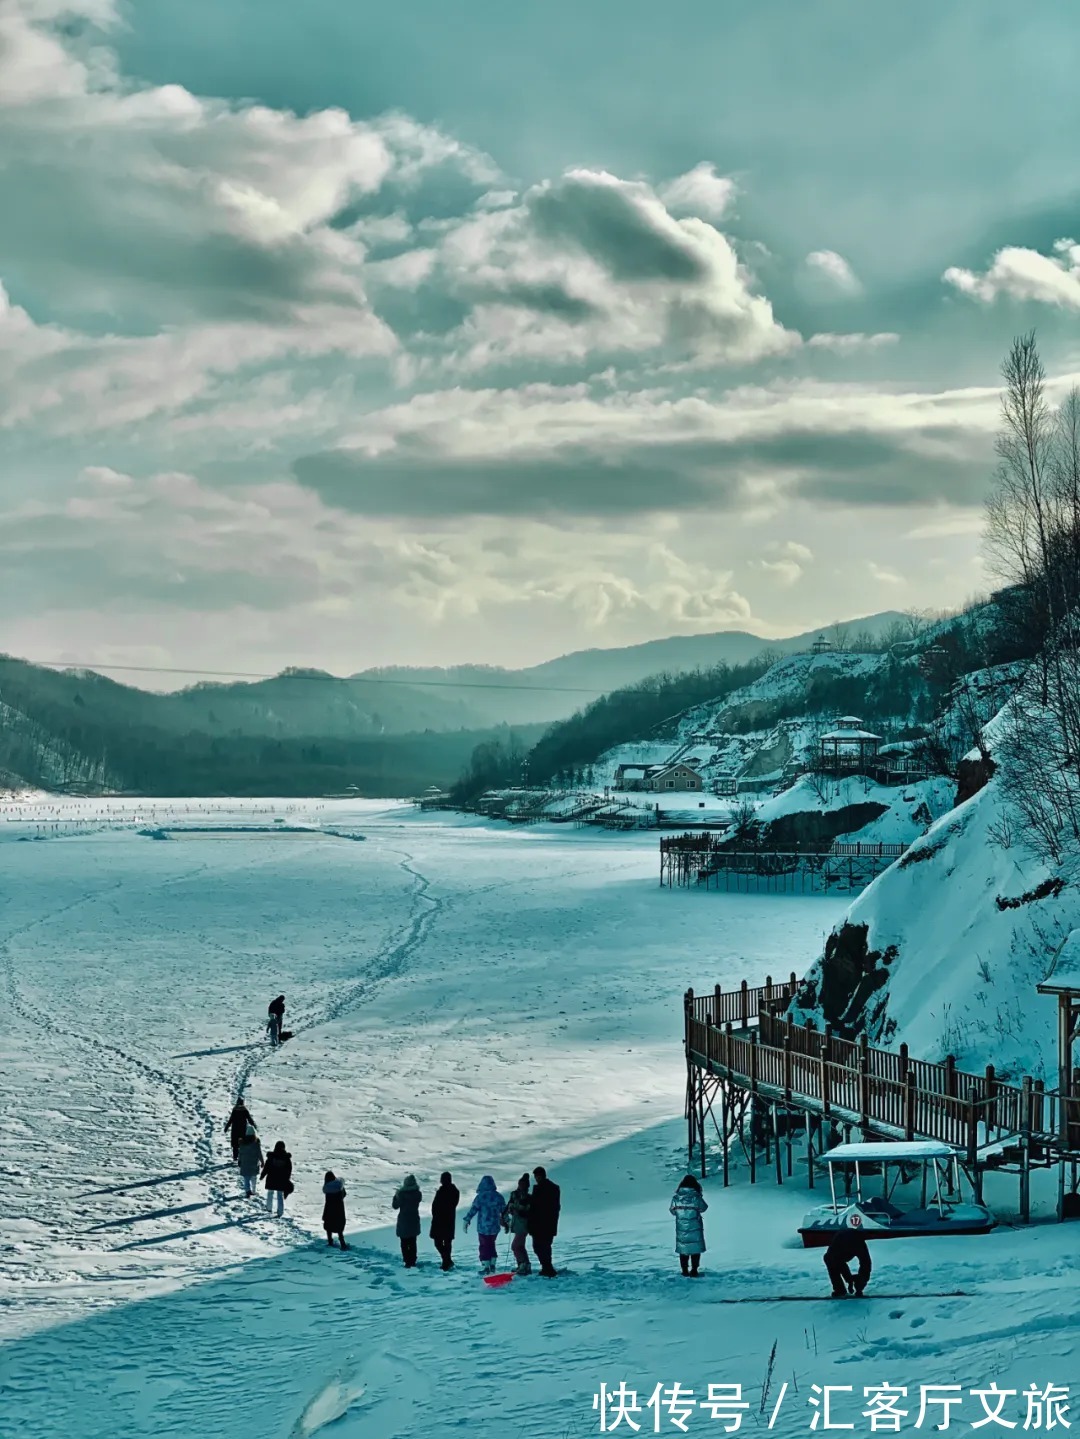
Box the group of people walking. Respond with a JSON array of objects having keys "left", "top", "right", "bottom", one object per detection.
[
  {"left": 226, "top": 1009, "right": 564, "bottom": 1274},
  {"left": 390, "top": 1169, "right": 562, "bottom": 1276}
]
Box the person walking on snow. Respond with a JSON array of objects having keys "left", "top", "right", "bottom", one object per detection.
[
  {"left": 670, "top": 1174, "right": 708, "bottom": 1277},
  {"left": 224, "top": 1099, "right": 255, "bottom": 1161},
  {"left": 824, "top": 1230, "right": 872, "bottom": 1298},
  {"left": 463, "top": 1175, "right": 507, "bottom": 1275},
  {"left": 260, "top": 1140, "right": 293, "bottom": 1218},
  {"left": 430, "top": 1171, "right": 460, "bottom": 1271},
  {"left": 236, "top": 1124, "right": 263, "bottom": 1198},
  {"left": 267, "top": 995, "right": 285, "bottom": 1046},
  {"left": 528, "top": 1166, "right": 561, "bottom": 1278},
  {"left": 392, "top": 1174, "right": 423, "bottom": 1268},
  {"left": 502, "top": 1174, "right": 532, "bottom": 1275},
  {"left": 322, "top": 1171, "right": 348, "bottom": 1250}
]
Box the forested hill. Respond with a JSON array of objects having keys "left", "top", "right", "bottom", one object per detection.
[
  {"left": 0, "top": 656, "right": 543, "bottom": 796},
  {"left": 520, "top": 593, "right": 1039, "bottom": 789}
]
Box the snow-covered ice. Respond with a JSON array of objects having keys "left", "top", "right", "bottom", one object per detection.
[{"left": 2, "top": 796, "right": 1080, "bottom": 1438}]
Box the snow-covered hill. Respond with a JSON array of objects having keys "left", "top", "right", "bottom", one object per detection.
[{"left": 788, "top": 768, "right": 1077, "bottom": 1083}]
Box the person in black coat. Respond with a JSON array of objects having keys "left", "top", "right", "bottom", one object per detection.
[
  {"left": 322, "top": 1171, "right": 348, "bottom": 1250},
  {"left": 224, "top": 1100, "right": 254, "bottom": 1161},
  {"left": 528, "top": 1165, "right": 561, "bottom": 1277},
  {"left": 430, "top": 1171, "right": 460, "bottom": 1271},
  {"left": 261, "top": 1140, "right": 293, "bottom": 1219},
  {"left": 823, "top": 1230, "right": 872, "bottom": 1297}
]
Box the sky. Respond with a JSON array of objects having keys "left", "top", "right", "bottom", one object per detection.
[{"left": 3, "top": 0, "right": 1080, "bottom": 679}]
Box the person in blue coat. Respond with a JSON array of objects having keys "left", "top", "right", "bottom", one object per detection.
[
  {"left": 670, "top": 1174, "right": 708, "bottom": 1277},
  {"left": 463, "top": 1175, "right": 507, "bottom": 1274}
]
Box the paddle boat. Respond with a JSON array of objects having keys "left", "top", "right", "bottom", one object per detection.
[{"left": 798, "top": 1139, "right": 995, "bottom": 1247}]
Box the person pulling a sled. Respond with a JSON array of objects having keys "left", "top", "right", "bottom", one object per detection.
[
  {"left": 267, "top": 995, "right": 286, "bottom": 1046},
  {"left": 430, "top": 1171, "right": 460, "bottom": 1271},
  {"left": 236, "top": 1123, "right": 263, "bottom": 1198},
  {"left": 224, "top": 1098, "right": 255, "bottom": 1161},
  {"left": 392, "top": 1174, "right": 423, "bottom": 1268},
  {"left": 463, "top": 1175, "right": 507, "bottom": 1275},
  {"left": 824, "top": 1229, "right": 872, "bottom": 1298},
  {"left": 502, "top": 1174, "right": 532, "bottom": 1275},
  {"left": 528, "top": 1166, "right": 561, "bottom": 1278},
  {"left": 322, "top": 1171, "right": 348, "bottom": 1250},
  {"left": 670, "top": 1174, "right": 708, "bottom": 1277}
]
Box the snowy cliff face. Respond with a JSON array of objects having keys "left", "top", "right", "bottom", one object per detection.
[{"left": 788, "top": 774, "right": 1077, "bottom": 1082}]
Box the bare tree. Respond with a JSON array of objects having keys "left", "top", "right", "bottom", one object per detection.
[{"left": 828, "top": 621, "right": 851, "bottom": 653}]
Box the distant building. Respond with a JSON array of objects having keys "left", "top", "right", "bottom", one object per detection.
[
  {"left": 811, "top": 635, "right": 832, "bottom": 655},
  {"left": 613, "top": 764, "right": 656, "bottom": 791},
  {"left": 645, "top": 762, "right": 705, "bottom": 793}
]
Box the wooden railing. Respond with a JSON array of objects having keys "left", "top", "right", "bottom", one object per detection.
[{"left": 685, "top": 981, "right": 1047, "bottom": 1159}]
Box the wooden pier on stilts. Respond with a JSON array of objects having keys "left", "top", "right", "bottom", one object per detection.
[{"left": 684, "top": 977, "right": 1080, "bottom": 1222}]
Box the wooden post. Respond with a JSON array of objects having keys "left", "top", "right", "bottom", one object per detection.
[
  {"left": 773, "top": 1105, "right": 783, "bottom": 1185},
  {"left": 714, "top": 983, "right": 723, "bottom": 1030},
  {"left": 1020, "top": 1076, "right": 1032, "bottom": 1225},
  {"left": 807, "top": 1115, "right": 815, "bottom": 1189},
  {"left": 899, "top": 1042, "right": 909, "bottom": 1085},
  {"left": 821, "top": 1044, "right": 831, "bottom": 1118},
  {"left": 858, "top": 1035, "right": 870, "bottom": 1126},
  {"left": 684, "top": 988, "right": 694, "bottom": 1048},
  {"left": 698, "top": 1072, "right": 707, "bottom": 1180},
  {"left": 748, "top": 1033, "right": 758, "bottom": 1185},
  {"left": 789, "top": 970, "right": 798, "bottom": 997},
  {"left": 984, "top": 1064, "right": 997, "bottom": 1136},
  {"left": 765, "top": 974, "right": 773, "bottom": 1007},
  {"left": 966, "top": 1086, "right": 980, "bottom": 1182},
  {"left": 903, "top": 1071, "right": 916, "bottom": 1141},
  {"left": 783, "top": 1034, "right": 793, "bottom": 1104},
  {"left": 721, "top": 1081, "right": 730, "bottom": 1188},
  {"left": 739, "top": 980, "right": 749, "bottom": 1028},
  {"left": 944, "top": 1055, "right": 957, "bottom": 1099}
]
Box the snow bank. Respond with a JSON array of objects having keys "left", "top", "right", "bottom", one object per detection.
[{"left": 790, "top": 775, "right": 1078, "bottom": 1081}]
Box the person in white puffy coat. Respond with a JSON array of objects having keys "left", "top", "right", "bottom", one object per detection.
[{"left": 670, "top": 1174, "right": 708, "bottom": 1277}]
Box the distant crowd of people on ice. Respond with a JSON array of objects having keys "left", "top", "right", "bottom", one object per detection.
[{"left": 227, "top": 993, "right": 870, "bottom": 1294}]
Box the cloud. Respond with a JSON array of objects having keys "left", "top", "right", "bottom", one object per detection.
[
  {"left": 866, "top": 560, "right": 905, "bottom": 585},
  {"left": 805, "top": 249, "right": 862, "bottom": 295},
  {"left": 944, "top": 239, "right": 1080, "bottom": 310},
  {"left": 807, "top": 332, "right": 899, "bottom": 353},
  {"left": 294, "top": 375, "right": 1004, "bottom": 519},
  {"left": 410, "top": 167, "right": 799, "bottom": 370},
  {"left": 752, "top": 539, "right": 814, "bottom": 586},
  {"left": 658, "top": 163, "right": 736, "bottom": 222},
  {"left": 0, "top": 0, "right": 492, "bottom": 337}
]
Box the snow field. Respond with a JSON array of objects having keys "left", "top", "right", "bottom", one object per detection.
[{"left": 2, "top": 798, "right": 1079, "bottom": 1438}]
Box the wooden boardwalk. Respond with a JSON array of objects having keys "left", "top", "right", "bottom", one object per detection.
[
  {"left": 683, "top": 977, "right": 1080, "bottom": 1219},
  {"left": 661, "top": 836, "right": 905, "bottom": 892}
]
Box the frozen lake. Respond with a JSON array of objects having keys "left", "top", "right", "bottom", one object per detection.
[{"left": 3, "top": 797, "right": 1078, "bottom": 1439}]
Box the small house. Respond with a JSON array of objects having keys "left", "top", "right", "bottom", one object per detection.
[
  {"left": 646, "top": 762, "right": 705, "bottom": 793},
  {"left": 613, "top": 764, "right": 658, "bottom": 791}
]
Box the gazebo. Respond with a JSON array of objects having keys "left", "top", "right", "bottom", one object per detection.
[
  {"left": 817, "top": 717, "right": 882, "bottom": 775},
  {"left": 811, "top": 635, "right": 832, "bottom": 655},
  {"left": 1037, "top": 931, "right": 1080, "bottom": 1188}
]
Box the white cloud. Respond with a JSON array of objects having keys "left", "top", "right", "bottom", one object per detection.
[
  {"left": 807, "top": 332, "right": 899, "bottom": 352},
  {"left": 867, "top": 560, "right": 904, "bottom": 585},
  {"left": 659, "top": 163, "right": 736, "bottom": 221},
  {"left": 944, "top": 239, "right": 1080, "bottom": 309},
  {"left": 752, "top": 538, "right": 814, "bottom": 586},
  {"left": 805, "top": 249, "right": 862, "bottom": 295},
  {"left": 429, "top": 167, "right": 798, "bottom": 370}
]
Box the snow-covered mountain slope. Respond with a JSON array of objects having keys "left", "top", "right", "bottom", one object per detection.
[{"left": 788, "top": 773, "right": 1077, "bottom": 1082}]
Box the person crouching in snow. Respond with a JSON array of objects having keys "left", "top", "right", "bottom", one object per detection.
[
  {"left": 392, "top": 1174, "right": 422, "bottom": 1268},
  {"left": 236, "top": 1124, "right": 263, "bottom": 1198},
  {"left": 463, "top": 1175, "right": 507, "bottom": 1274},
  {"left": 322, "top": 1171, "right": 348, "bottom": 1250},
  {"left": 502, "top": 1174, "right": 532, "bottom": 1274},
  {"left": 824, "top": 1230, "right": 871, "bottom": 1298},
  {"left": 670, "top": 1174, "right": 708, "bottom": 1277},
  {"left": 261, "top": 1140, "right": 293, "bottom": 1218}
]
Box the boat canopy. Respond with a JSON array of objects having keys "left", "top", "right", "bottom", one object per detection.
[{"left": 823, "top": 1141, "right": 955, "bottom": 1164}]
